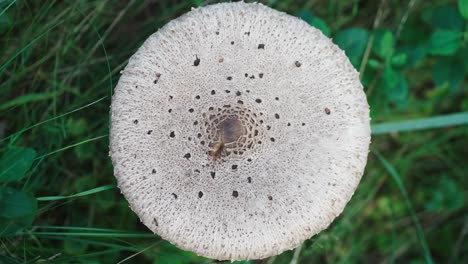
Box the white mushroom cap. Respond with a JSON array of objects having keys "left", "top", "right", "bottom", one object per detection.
[{"left": 110, "top": 2, "right": 370, "bottom": 261}]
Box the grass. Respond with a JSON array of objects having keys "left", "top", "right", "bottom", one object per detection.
[{"left": 1, "top": 0, "right": 468, "bottom": 263}]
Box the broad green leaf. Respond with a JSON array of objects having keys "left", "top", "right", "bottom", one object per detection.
[
  {"left": 372, "top": 28, "right": 395, "bottom": 59},
  {"left": 310, "top": 17, "right": 330, "bottom": 37},
  {"left": 367, "top": 59, "right": 381, "bottom": 69},
  {"left": 428, "top": 30, "right": 461, "bottom": 55},
  {"left": 379, "top": 67, "right": 408, "bottom": 103},
  {"left": 396, "top": 45, "right": 427, "bottom": 69},
  {"left": 381, "top": 67, "right": 399, "bottom": 90},
  {"left": 297, "top": 10, "right": 314, "bottom": 23},
  {"left": 459, "top": 0, "right": 468, "bottom": 18},
  {"left": 73, "top": 141, "right": 95, "bottom": 160},
  {"left": 333, "top": 28, "right": 369, "bottom": 68},
  {"left": 433, "top": 56, "right": 464, "bottom": 90},
  {"left": 389, "top": 74, "right": 408, "bottom": 104},
  {"left": 422, "top": 5, "right": 464, "bottom": 32},
  {"left": 0, "top": 147, "right": 36, "bottom": 182},
  {"left": 66, "top": 118, "right": 88, "bottom": 136},
  {"left": 192, "top": 0, "right": 203, "bottom": 7},
  {"left": 399, "top": 19, "right": 430, "bottom": 45},
  {"left": 297, "top": 10, "right": 330, "bottom": 37},
  {"left": 0, "top": 187, "right": 37, "bottom": 236},
  {"left": 361, "top": 66, "right": 377, "bottom": 86},
  {"left": 391, "top": 53, "right": 407, "bottom": 67}
]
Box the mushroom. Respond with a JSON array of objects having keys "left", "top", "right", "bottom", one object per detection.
[{"left": 110, "top": 2, "right": 370, "bottom": 261}]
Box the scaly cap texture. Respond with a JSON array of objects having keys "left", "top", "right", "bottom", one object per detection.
[{"left": 110, "top": 2, "right": 371, "bottom": 261}]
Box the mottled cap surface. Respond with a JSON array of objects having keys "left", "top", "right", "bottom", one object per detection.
[{"left": 110, "top": 2, "right": 370, "bottom": 261}]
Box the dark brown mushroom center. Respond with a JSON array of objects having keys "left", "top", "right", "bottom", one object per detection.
[
  {"left": 193, "top": 105, "right": 264, "bottom": 161},
  {"left": 218, "top": 117, "right": 246, "bottom": 143}
]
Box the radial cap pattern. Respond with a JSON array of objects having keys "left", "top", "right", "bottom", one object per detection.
[{"left": 110, "top": 2, "right": 371, "bottom": 261}]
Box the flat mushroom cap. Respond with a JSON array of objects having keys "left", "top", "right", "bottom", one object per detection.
[{"left": 110, "top": 2, "right": 370, "bottom": 261}]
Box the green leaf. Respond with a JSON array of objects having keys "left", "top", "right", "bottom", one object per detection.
[
  {"left": 192, "top": 0, "right": 202, "bottom": 7},
  {"left": 399, "top": 19, "right": 430, "bottom": 45},
  {"left": 428, "top": 30, "right": 461, "bottom": 55},
  {"left": 372, "top": 28, "right": 395, "bottom": 59},
  {"left": 433, "top": 56, "right": 464, "bottom": 90},
  {"left": 297, "top": 10, "right": 330, "bottom": 37},
  {"left": 422, "top": 5, "right": 464, "bottom": 32},
  {"left": 66, "top": 118, "right": 88, "bottom": 136},
  {"left": 389, "top": 75, "right": 409, "bottom": 104},
  {"left": 297, "top": 10, "right": 314, "bottom": 24},
  {"left": 367, "top": 59, "right": 381, "bottom": 69},
  {"left": 459, "top": 0, "right": 468, "bottom": 18},
  {"left": 333, "top": 28, "right": 369, "bottom": 68},
  {"left": 0, "top": 147, "right": 36, "bottom": 182},
  {"left": 310, "top": 17, "right": 330, "bottom": 37},
  {"left": 396, "top": 45, "right": 427, "bottom": 69},
  {"left": 0, "top": 187, "right": 37, "bottom": 236},
  {"left": 73, "top": 141, "right": 95, "bottom": 160},
  {"left": 381, "top": 67, "right": 399, "bottom": 90},
  {"left": 361, "top": 66, "right": 377, "bottom": 86},
  {"left": 391, "top": 53, "right": 407, "bottom": 67},
  {"left": 380, "top": 67, "right": 408, "bottom": 103}
]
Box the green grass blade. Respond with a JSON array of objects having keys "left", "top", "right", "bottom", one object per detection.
[
  {"left": 54, "top": 248, "right": 122, "bottom": 261},
  {"left": 41, "top": 236, "right": 157, "bottom": 250},
  {"left": 0, "top": 92, "right": 59, "bottom": 111},
  {"left": 0, "top": 0, "right": 16, "bottom": 17},
  {"left": 26, "top": 232, "right": 158, "bottom": 238},
  {"left": 64, "top": 0, "right": 113, "bottom": 97},
  {"left": 33, "top": 226, "right": 127, "bottom": 232},
  {"left": 371, "top": 147, "right": 434, "bottom": 264},
  {"left": 34, "top": 135, "right": 108, "bottom": 160},
  {"left": 371, "top": 112, "right": 468, "bottom": 135},
  {"left": 36, "top": 184, "right": 115, "bottom": 201},
  {"left": 0, "top": 19, "right": 68, "bottom": 73},
  {"left": 0, "top": 96, "right": 107, "bottom": 142}
]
